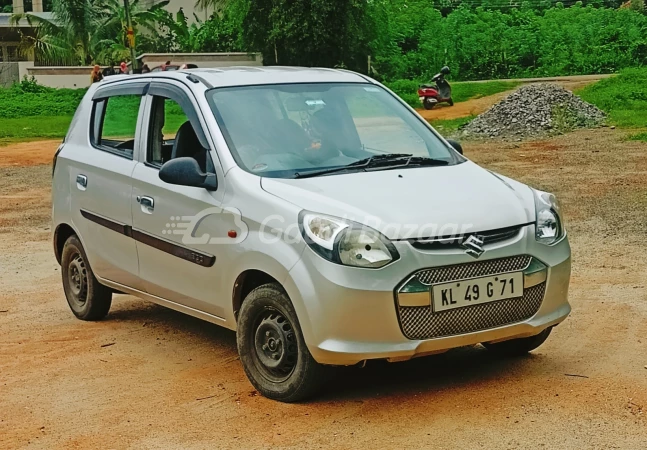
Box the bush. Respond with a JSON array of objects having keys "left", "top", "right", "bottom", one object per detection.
[
  {"left": 384, "top": 79, "right": 422, "bottom": 107},
  {"left": 371, "top": 3, "right": 647, "bottom": 81},
  {"left": 0, "top": 80, "right": 86, "bottom": 119},
  {"left": 14, "top": 76, "right": 50, "bottom": 94}
]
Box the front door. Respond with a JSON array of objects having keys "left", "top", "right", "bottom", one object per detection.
[{"left": 130, "top": 81, "right": 232, "bottom": 317}]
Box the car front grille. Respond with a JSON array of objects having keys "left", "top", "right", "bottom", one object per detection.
[
  {"left": 396, "top": 255, "right": 545, "bottom": 340},
  {"left": 410, "top": 225, "right": 523, "bottom": 252}
]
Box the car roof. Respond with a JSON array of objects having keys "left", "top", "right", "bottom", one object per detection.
[{"left": 104, "top": 66, "right": 370, "bottom": 88}]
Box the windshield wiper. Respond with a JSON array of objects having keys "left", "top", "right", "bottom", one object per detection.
[
  {"left": 293, "top": 154, "right": 450, "bottom": 178},
  {"left": 294, "top": 153, "right": 413, "bottom": 179},
  {"left": 404, "top": 156, "right": 449, "bottom": 167}
]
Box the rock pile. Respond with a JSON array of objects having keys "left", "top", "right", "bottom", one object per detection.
[{"left": 459, "top": 83, "right": 606, "bottom": 140}]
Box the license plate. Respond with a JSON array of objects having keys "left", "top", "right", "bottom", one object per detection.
[{"left": 432, "top": 272, "right": 524, "bottom": 312}]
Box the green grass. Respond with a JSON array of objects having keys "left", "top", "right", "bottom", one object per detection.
[
  {"left": 385, "top": 79, "right": 520, "bottom": 109},
  {"left": 0, "top": 116, "right": 73, "bottom": 141},
  {"left": 429, "top": 116, "right": 475, "bottom": 136},
  {"left": 627, "top": 132, "right": 647, "bottom": 142},
  {"left": 0, "top": 85, "right": 86, "bottom": 120},
  {"left": 579, "top": 67, "right": 647, "bottom": 141},
  {"left": 452, "top": 81, "right": 521, "bottom": 103}
]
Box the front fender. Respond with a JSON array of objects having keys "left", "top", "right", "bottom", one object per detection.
[{"left": 220, "top": 229, "right": 307, "bottom": 327}]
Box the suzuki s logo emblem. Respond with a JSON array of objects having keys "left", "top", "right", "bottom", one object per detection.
[{"left": 461, "top": 235, "right": 485, "bottom": 259}]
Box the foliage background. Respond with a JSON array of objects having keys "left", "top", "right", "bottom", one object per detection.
[{"left": 176, "top": 1, "right": 647, "bottom": 82}]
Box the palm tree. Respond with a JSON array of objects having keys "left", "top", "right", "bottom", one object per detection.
[
  {"left": 94, "top": 0, "right": 170, "bottom": 65},
  {"left": 11, "top": 0, "right": 170, "bottom": 65},
  {"left": 11, "top": 0, "right": 103, "bottom": 65},
  {"left": 194, "top": 0, "right": 229, "bottom": 16}
]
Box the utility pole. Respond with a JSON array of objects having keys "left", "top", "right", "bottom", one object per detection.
[{"left": 123, "top": 0, "right": 138, "bottom": 72}]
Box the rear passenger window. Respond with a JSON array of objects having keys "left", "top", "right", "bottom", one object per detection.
[{"left": 91, "top": 94, "right": 142, "bottom": 158}]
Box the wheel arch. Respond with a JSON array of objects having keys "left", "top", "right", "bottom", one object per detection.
[
  {"left": 53, "top": 223, "right": 78, "bottom": 265},
  {"left": 232, "top": 269, "right": 281, "bottom": 322}
]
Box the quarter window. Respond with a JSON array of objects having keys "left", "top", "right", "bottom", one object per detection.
[{"left": 91, "top": 94, "right": 142, "bottom": 158}]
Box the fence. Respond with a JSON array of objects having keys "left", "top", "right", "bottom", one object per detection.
[{"left": 0, "top": 62, "right": 19, "bottom": 87}]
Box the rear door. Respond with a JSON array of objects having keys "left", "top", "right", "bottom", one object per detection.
[{"left": 68, "top": 81, "right": 150, "bottom": 289}]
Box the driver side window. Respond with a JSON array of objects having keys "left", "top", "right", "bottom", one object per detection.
[{"left": 147, "top": 95, "right": 210, "bottom": 172}]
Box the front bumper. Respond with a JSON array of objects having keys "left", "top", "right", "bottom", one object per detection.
[{"left": 283, "top": 225, "right": 571, "bottom": 366}]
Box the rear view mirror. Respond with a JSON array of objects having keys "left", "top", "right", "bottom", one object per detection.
[
  {"left": 446, "top": 139, "right": 463, "bottom": 155},
  {"left": 159, "top": 157, "right": 217, "bottom": 190}
]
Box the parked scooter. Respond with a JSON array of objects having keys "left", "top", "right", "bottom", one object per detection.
[{"left": 418, "top": 66, "right": 453, "bottom": 110}]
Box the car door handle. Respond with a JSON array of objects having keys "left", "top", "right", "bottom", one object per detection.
[
  {"left": 76, "top": 174, "right": 87, "bottom": 190},
  {"left": 136, "top": 195, "right": 155, "bottom": 213}
]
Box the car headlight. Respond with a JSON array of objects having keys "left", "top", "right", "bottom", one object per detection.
[
  {"left": 533, "top": 189, "right": 564, "bottom": 245},
  {"left": 299, "top": 211, "right": 399, "bottom": 268}
]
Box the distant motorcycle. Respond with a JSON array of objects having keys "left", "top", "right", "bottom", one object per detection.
[{"left": 418, "top": 66, "right": 453, "bottom": 110}]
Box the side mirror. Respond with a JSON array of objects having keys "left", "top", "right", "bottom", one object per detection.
[
  {"left": 446, "top": 139, "right": 463, "bottom": 155},
  {"left": 159, "top": 157, "right": 217, "bottom": 190}
]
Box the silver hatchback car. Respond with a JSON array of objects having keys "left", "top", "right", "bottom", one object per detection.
[{"left": 52, "top": 67, "right": 571, "bottom": 402}]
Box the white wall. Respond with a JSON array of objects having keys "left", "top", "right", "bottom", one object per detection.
[{"left": 27, "top": 67, "right": 93, "bottom": 88}]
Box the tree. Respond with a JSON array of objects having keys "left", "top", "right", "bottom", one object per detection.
[
  {"left": 94, "top": 0, "right": 170, "bottom": 64},
  {"left": 11, "top": 0, "right": 103, "bottom": 65},
  {"left": 11, "top": 0, "right": 170, "bottom": 65},
  {"left": 243, "top": 0, "right": 374, "bottom": 71},
  {"left": 194, "top": 0, "right": 230, "bottom": 15}
]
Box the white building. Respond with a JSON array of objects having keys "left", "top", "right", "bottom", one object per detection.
[
  {"left": 10, "top": 0, "right": 44, "bottom": 13},
  {"left": 11, "top": 1, "right": 212, "bottom": 21}
]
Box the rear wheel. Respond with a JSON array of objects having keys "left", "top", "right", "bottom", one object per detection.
[
  {"left": 482, "top": 327, "right": 552, "bottom": 357},
  {"left": 237, "top": 283, "right": 327, "bottom": 402},
  {"left": 423, "top": 98, "right": 436, "bottom": 110},
  {"left": 61, "top": 235, "right": 112, "bottom": 321}
]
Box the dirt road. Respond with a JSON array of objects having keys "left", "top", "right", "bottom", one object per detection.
[
  {"left": 417, "top": 79, "right": 597, "bottom": 121},
  {"left": 417, "top": 90, "right": 514, "bottom": 121},
  {"left": 1, "top": 128, "right": 647, "bottom": 449}
]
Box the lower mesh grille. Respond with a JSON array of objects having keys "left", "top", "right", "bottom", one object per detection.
[
  {"left": 399, "top": 283, "right": 545, "bottom": 340},
  {"left": 396, "top": 255, "right": 544, "bottom": 340}
]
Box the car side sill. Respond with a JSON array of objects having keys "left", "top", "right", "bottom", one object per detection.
[{"left": 97, "top": 277, "right": 228, "bottom": 326}]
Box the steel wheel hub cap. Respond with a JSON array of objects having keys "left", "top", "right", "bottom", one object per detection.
[
  {"left": 68, "top": 255, "right": 88, "bottom": 303},
  {"left": 254, "top": 311, "right": 298, "bottom": 378}
]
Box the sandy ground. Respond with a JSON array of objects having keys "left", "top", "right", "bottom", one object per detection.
[{"left": 1, "top": 127, "right": 646, "bottom": 449}]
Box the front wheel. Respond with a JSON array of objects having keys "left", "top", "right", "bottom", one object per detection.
[
  {"left": 237, "top": 283, "right": 327, "bottom": 402},
  {"left": 448, "top": 98, "right": 454, "bottom": 106},
  {"left": 482, "top": 327, "right": 552, "bottom": 357}
]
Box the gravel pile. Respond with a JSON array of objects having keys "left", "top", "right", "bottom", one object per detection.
[{"left": 459, "top": 83, "right": 606, "bottom": 140}]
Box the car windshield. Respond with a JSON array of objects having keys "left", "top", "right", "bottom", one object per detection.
[{"left": 206, "top": 83, "right": 462, "bottom": 178}]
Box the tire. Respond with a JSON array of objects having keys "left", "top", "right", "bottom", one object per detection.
[
  {"left": 237, "top": 283, "right": 327, "bottom": 402},
  {"left": 423, "top": 98, "right": 436, "bottom": 110},
  {"left": 448, "top": 98, "right": 454, "bottom": 106},
  {"left": 482, "top": 327, "right": 552, "bottom": 357},
  {"left": 60, "top": 235, "right": 112, "bottom": 321}
]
